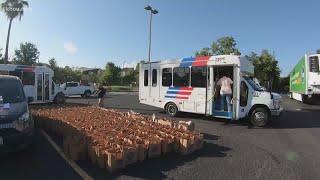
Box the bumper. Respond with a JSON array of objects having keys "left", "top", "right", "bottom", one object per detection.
[
  {"left": 0, "top": 128, "right": 35, "bottom": 153},
  {"left": 271, "top": 107, "right": 283, "bottom": 116}
]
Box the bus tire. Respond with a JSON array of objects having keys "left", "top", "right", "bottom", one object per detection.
[
  {"left": 83, "top": 90, "right": 91, "bottom": 98},
  {"left": 302, "top": 95, "right": 312, "bottom": 104},
  {"left": 165, "top": 103, "right": 179, "bottom": 117},
  {"left": 54, "top": 92, "right": 65, "bottom": 104},
  {"left": 249, "top": 107, "right": 270, "bottom": 127}
]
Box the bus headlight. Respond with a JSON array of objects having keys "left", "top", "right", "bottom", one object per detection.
[{"left": 273, "top": 99, "right": 281, "bottom": 110}]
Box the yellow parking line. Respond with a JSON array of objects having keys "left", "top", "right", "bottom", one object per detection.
[{"left": 40, "top": 129, "right": 93, "bottom": 180}]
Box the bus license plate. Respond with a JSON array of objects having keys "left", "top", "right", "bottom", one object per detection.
[{"left": 0, "top": 137, "right": 3, "bottom": 145}]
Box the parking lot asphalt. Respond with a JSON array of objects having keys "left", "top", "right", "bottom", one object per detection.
[
  {"left": 65, "top": 92, "right": 320, "bottom": 180},
  {"left": 2, "top": 93, "right": 320, "bottom": 180},
  {"left": 0, "top": 130, "right": 81, "bottom": 180}
]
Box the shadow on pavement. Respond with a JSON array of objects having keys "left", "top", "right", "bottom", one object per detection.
[
  {"left": 81, "top": 142, "right": 231, "bottom": 180},
  {"left": 270, "top": 110, "right": 320, "bottom": 129}
]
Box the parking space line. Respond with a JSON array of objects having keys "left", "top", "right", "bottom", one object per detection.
[{"left": 40, "top": 129, "right": 93, "bottom": 180}]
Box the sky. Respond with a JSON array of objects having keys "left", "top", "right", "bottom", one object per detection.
[{"left": 0, "top": 0, "right": 320, "bottom": 76}]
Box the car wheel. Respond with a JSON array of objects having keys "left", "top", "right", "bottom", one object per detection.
[
  {"left": 166, "top": 103, "right": 178, "bottom": 117},
  {"left": 250, "top": 107, "right": 270, "bottom": 127},
  {"left": 84, "top": 90, "right": 91, "bottom": 98}
]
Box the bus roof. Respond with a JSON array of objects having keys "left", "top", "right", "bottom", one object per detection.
[
  {"left": 141, "top": 55, "right": 254, "bottom": 74},
  {"left": 0, "top": 64, "right": 53, "bottom": 74}
]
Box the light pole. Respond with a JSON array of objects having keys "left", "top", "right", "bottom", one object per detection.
[{"left": 144, "top": 5, "right": 158, "bottom": 62}]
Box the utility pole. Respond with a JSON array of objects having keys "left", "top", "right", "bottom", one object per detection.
[{"left": 144, "top": 5, "right": 158, "bottom": 62}]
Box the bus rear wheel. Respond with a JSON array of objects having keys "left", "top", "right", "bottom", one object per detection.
[
  {"left": 165, "top": 103, "right": 179, "bottom": 117},
  {"left": 250, "top": 107, "right": 270, "bottom": 127},
  {"left": 54, "top": 93, "right": 65, "bottom": 104}
]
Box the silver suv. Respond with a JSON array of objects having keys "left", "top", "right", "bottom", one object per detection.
[{"left": 0, "top": 75, "right": 35, "bottom": 152}]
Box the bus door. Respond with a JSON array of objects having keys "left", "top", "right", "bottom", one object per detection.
[
  {"left": 21, "top": 71, "right": 36, "bottom": 100},
  {"left": 150, "top": 64, "right": 160, "bottom": 106},
  {"left": 211, "top": 66, "right": 237, "bottom": 119},
  {"left": 189, "top": 66, "right": 208, "bottom": 114},
  {"left": 139, "top": 64, "right": 151, "bottom": 103},
  {"left": 36, "top": 73, "right": 50, "bottom": 101}
]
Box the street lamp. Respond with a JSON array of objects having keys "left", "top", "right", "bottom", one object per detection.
[{"left": 144, "top": 5, "right": 158, "bottom": 62}]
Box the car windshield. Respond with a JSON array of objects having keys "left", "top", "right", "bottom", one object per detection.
[
  {"left": 243, "top": 77, "right": 264, "bottom": 91},
  {"left": 0, "top": 79, "right": 26, "bottom": 104}
]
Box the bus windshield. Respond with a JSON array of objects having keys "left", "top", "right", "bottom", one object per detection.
[
  {"left": 0, "top": 79, "right": 26, "bottom": 104},
  {"left": 243, "top": 77, "right": 264, "bottom": 92}
]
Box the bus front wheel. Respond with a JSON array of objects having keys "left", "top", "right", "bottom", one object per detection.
[
  {"left": 250, "top": 107, "right": 270, "bottom": 127},
  {"left": 165, "top": 103, "right": 179, "bottom": 117}
]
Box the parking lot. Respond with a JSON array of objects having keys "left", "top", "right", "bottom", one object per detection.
[{"left": 1, "top": 92, "right": 320, "bottom": 180}]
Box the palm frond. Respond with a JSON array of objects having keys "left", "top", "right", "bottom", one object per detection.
[{"left": 21, "top": 0, "right": 28, "bottom": 7}]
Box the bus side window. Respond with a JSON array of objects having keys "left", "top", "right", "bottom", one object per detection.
[
  {"left": 240, "top": 81, "right": 248, "bottom": 107},
  {"left": 173, "top": 67, "right": 190, "bottom": 87},
  {"left": 162, "top": 68, "right": 172, "bottom": 87},
  {"left": 9, "top": 71, "right": 22, "bottom": 79},
  {"left": 144, "top": 70, "right": 148, "bottom": 86},
  {"left": 152, "top": 69, "right": 157, "bottom": 87},
  {"left": 22, "top": 72, "right": 35, "bottom": 85},
  {"left": 191, "top": 66, "right": 206, "bottom": 87}
]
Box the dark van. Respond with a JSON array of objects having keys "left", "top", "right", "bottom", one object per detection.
[{"left": 0, "top": 75, "right": 35, "bottom": 152}]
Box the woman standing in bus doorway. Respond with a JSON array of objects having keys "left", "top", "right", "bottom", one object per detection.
[
  {"left": 97, "top": 86, "right": 106, "bottom": 107},
  {"left": 217, "top": 75, "right": 233, "bottom": 112}
]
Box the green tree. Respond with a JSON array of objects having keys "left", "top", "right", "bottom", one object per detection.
[
  {"left": 195, "top": 47, "right": 212, "bottom": 57},
  {"left": 122, "top": 71, "right": 136, "bottom": 85},
  {"left": 195, "top": 36, "right": 241, "bottom": 57},
  {"left": 211, "top": 36, "right": 241, "bottom": 55},
  {"left": 1, "top": 0, "right": 29, "bottom": 63},
  {"left": 13, "top": 42, "right": 39, "bottom": 65},
  {"left": 248, "top": 50, "right": 281, "bottom": 91},
  {"left": 48, "top": 57, "right": 58, "bottom": 69},
  {"left": 62, "top": 66, "right": 81, "bottom": 82},
  {"left": 100, "top": 62, "right": 121, "bottom": 86},
  {"left": 279, "top": 76, "right": 290, "bottom": 93},
  {"left": 47, "top": 57, "right": 64, "bottom": 83},
  {"left": 317, "top": 49, "right": 320, "bottom": 54}
]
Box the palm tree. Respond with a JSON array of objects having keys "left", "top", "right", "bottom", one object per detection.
[{"left": 1, "top": 0, "right": 29, "bottom": 63}]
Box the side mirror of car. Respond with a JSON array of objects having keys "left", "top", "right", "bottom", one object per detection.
[{"left": 27, "top": 97, "right": 34, "bottom": 103}]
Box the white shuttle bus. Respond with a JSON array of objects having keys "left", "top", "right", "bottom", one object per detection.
[
  {"left": 0, "top": 64, "right": 65, "bottom": 104},
  {"left": 139, "top": 55, "right": 283, "bottom": 127}
]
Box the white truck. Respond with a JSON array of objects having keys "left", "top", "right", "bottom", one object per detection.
[
  {"left": 290, "top": 53, "right": 320, "bottom": 103},
  {"left": 61, "top": 82, "right": 95, "bottom": 98},
  {"left": 139, "top": 55, "right": 283, "bottom": 127}
]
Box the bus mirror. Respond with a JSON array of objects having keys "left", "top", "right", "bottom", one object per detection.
[{"left": 27, "top": 97, "right": 34, "bottom": 103}]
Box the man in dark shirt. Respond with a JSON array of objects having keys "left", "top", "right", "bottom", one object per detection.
[{"left": 98, "top": 86, "right": 106, "bottom": 107}]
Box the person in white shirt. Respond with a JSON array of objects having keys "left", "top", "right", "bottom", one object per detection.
[{"left": 217, "top": 75, "right": 233, "bottom": 112}]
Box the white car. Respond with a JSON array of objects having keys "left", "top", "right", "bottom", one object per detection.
[{"left": 61, "top": 82, "right": 95, "bottom": 98}]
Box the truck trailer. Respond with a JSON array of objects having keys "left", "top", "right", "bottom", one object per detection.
[{"left": 290, "top": 54, "right": 320, "bottom": 103}]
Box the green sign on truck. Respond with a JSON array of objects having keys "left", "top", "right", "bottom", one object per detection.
[{"left": 290, "top": 54, "right": 320, "bottom": 103}]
